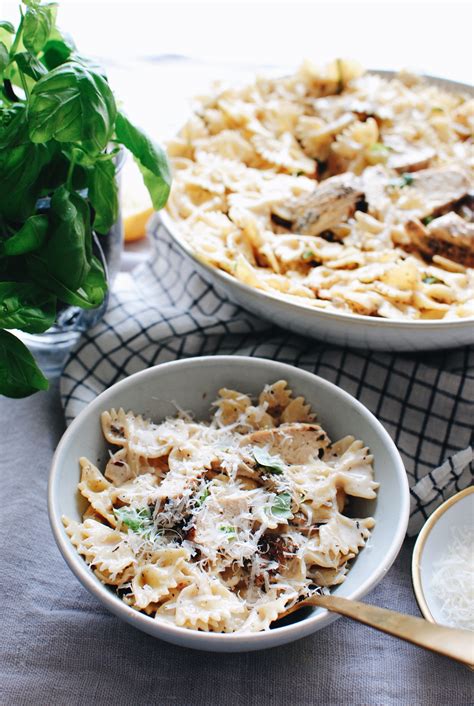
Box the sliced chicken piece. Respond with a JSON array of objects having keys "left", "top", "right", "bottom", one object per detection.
[
  {"left": 409, "top": 166, "right": 471, "bottom": 216},
  {"left": 387, "top": 145, "right": 435, "bottom": 173},
  {"left": 240, "top": 423, "right": 330, "bottom": 465},
  {"left": 405, "top": 212, "right": 474, "bottom": 267},
  {"left": 272, "top": 174, "right": 364, "bottom": 236}
]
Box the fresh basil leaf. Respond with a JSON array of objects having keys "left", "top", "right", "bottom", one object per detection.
[
  {"left": 271, "top": 492, "right": 293, "bottom": 520},
  {"left": 73, "top": 254, "right": 107, "bottom": 307},
  {"left": 0, "top": 214, "right": 48, "bottom": 256},
  {"left": 253, "top": 447, "right": 286, "bottom": 475},
  {"left": 0, "top": 21, "right": 15, "bottom": 34},
  {"left": 41, "top": 34, "right": 74, "bottom": 69},
  {"left": 44, "top": 187, "right": 91, "bottom": 290},
  {"left": 14, "top": 51, "right": 47, "bottom": 81},
  {"left": 114, "top": 506, "right": 153, "bottom": 533},
  {"left": 28, "top": 251, "right": 106, "bottom": 310},
  {"left": 0, "top": 42, "right": 9, "bottom": 73},
  {"left": 115, "top": 111, "right": 171, "bottom": 210},
  {"left": 0, "top": 107, "right": 54, "bottom": 220},
  {"left": 29, "top": 61, "right": 117, "bottom": 154},
  {"left": 0, "top": 329, "right": 48, "bottom": 397},
  {"left": 73, "top": 54, "right": 108, "bottom": 80},
  {"left": 88, "top": 160, "right": 118, "bottom": 234},
  {"left": 0, "top": 281, "right": 55, "bottom": 332},
  {"left": 23, "top": 4, "right": 56, "bottom": 54}
]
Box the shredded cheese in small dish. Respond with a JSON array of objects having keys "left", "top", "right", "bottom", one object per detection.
[{"left": 430, "top": 527, "right": 474, "bottom": 631}]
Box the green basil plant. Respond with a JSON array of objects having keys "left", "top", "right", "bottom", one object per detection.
[{"left": 0, "top": 1, "right": 171, "bottom": 397}]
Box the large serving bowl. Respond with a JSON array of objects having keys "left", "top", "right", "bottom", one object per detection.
[
  {"left": 161, "top": 72, "right": 474, "bottom": 352},
  {"left": 49, "top": 356, "right": 409, "bottom": 652}
]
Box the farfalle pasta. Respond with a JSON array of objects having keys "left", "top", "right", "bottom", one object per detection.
[
  {"left": 166, "top": 60, "right": 474, "bottom": 321},
  {"left": 64, "top": 381, "right": 378, "bottom": 633}
]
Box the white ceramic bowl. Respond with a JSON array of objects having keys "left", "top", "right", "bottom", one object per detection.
[
  {"left": 49, "top": 356, "right": 410, "bottom": 652},
  {"left": 161, "top": 72, "right": 474, "bottom": 352},
  {"left": 412, "top": 486, "right": 474, "bottom": 626}
]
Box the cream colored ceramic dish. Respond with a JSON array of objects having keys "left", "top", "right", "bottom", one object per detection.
[
  {"left": 48, "top": 356, "right": 409, "bottom": 651},
  {"left": 412, "top": 486, "right": 474, "bottom": 627},
  {"left": 162, "top": 70, "right": 474, "bottom": 351}
]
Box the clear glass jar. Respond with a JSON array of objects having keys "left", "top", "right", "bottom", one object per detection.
[{"left": 16, "top": 153, "right": 125, "bottom": 377}]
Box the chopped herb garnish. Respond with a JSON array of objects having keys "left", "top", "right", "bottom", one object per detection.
[
  {"left": 302, "top": 249, "right": 315, "bottom": 261},
  {"left": 219, "top": 525, "right": 236, "bottom": 539},
  {"left": 271, "top": 492, "right": 293, "bottom": 520},
  {"left": 197, "top": 487, "right": 210, "bottom": 506},
  {"left": 389, "top": 173, "right": 414, "bottom": 189},
  {"left": 422, "top": 215, "right": 434, "bottom": 226},
  {"left": 370, "top": 142, "right": 390, "bottom": 154},
  {"left": 114, "top": 506, "right": 153, "bottom": 534},
  {"left": 253, "top": 448, "right": 286, "bottom": 475},
  {"left": 422, "top": 274, "right": 443, "bottom": 285}
]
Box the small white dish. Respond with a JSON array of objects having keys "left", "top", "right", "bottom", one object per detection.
[
  {"left": 49, "top": 355, "right": 410, "bottom": 652},
  {"left": 412, "top": 486, "right": 474, "bottom": 626}
]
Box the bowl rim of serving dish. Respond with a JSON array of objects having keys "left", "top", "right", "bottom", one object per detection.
[
  {"left": 411, "top": 485, "right": 474, "bottom": 623},
  {"left": 48, "top": 355, "right": 410, "bottom": 649},
  {"left": 161, "top": 69, "right": 474, "bottom": 332}
]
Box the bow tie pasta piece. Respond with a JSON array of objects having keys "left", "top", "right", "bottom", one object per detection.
[
  {"left": 241, "top": 423, "right": 330, "bottom": 466},
  {"left": 78, "top": 457, "right": 116, "bottom": 526},
  {"left": 63, "top": 517, "right": 134, "bottom": 585},
  {"left": 110, "top": 472, "right": 161, "bottom": 507},
  {"left": 239, "top": 594, "right": 298, "bottom": 632},
  {"left": 172, "top": 575, "right": 247, "bottom": 632},
  {"left": 131, "top": 547, "right": 194, "bottom": 610}
]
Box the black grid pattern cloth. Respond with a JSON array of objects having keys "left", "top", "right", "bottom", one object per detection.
[{"left": 61, "top": 217, "right": 474, "bottom": 536}]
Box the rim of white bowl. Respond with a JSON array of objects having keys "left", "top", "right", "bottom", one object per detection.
[
  {"left": 160, "top": 70, "right": 474, "bottom": 333},
  {"left": 49, "top": 356, "right": 410, "bottom": 647}
]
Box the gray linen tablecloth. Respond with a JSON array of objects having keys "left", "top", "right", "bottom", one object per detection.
[{"left": 1, "top": 383, "right": 473, "bottom": 706}]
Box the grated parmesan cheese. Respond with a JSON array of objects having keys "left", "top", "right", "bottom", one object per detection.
[{"left": 430, "top": 526, "right": 474, "bottom": 631}]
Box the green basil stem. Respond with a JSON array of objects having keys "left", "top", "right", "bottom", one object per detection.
[
  {"left": 66, "top": 154, "right": 76, "bottom": 190},
  {"left": 9, "top": 13, "right": 23, "bottom": 56},
  {"left": 17, "top": 66, "right": 29, "bottom": 98}
]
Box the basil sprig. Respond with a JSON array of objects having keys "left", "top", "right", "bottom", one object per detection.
[
  {"left": 114, "top": 506, "right": 154, "bottom": 534},
  {"left": 0, "top": 0, "right": 171, "bottom": 398},
  {"left": 270, "top": 491, "right": 293, "bottom": 520},
  {"left": 253, "top": 448, "right": 286, "bottom": 475}
]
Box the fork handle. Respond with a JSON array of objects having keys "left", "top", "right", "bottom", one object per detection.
[{"left": 314, "top": 594, "right": 474, "bottom": 667}]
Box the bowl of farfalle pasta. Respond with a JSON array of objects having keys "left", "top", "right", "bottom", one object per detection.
[
  {"left": 49, "top": 356, "right": 409, "bottom": 651},
  {"left": 162, "top": 59, "right": 474, "bottom": 351}
]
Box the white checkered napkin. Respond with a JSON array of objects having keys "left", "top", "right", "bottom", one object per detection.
[{"left": 61, "top": 217, "right": 474, "bottom": 535}]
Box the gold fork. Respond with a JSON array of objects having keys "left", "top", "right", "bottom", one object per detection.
[{"left": 276, "top": 593, "right": 474, "bottom": 667}]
